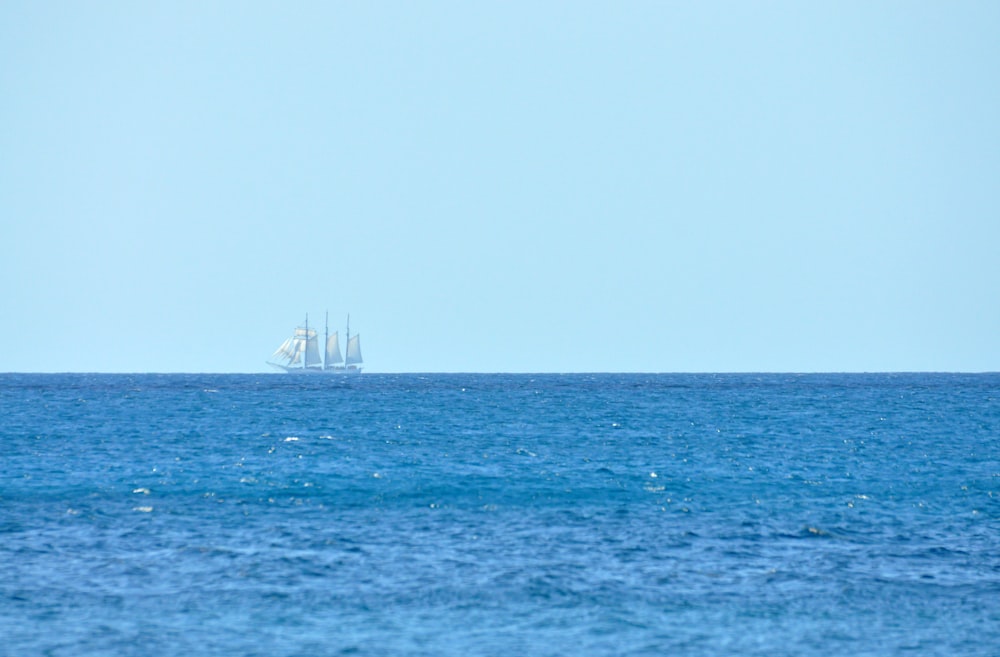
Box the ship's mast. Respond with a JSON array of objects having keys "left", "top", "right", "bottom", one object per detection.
[
  {"left": 303, "top": 314, "right": 309, "bottom": 369},
  {"left": 324, "top": 311, "right": 329, "bottom": 370}
]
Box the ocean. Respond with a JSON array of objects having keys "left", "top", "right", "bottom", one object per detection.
[{"left": 1, "top": 373, "right": 998, "bottom": 656}]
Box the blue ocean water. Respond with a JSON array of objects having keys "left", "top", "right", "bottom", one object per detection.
[{"left": 1, "top": 373, "right": 998, "bottom": 656}]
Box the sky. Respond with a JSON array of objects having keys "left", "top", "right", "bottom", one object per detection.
[{"left": 1, "top": 2, "right": 998, "bottom": 373}]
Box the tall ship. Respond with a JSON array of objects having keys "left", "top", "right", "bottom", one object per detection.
[{"left": 267, "top": 313, "right": 363, "bottom": 373}]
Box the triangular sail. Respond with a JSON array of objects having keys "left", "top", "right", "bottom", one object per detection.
[
  {"left": 345, "top": 334, "right": 363, "bottom": 365},
  {"left": 271, "top": 337, "right": 295, "bottom": 362},
  {"left": 326, "top": 332, "right": 343, "bottom": 366},
  {"left": 271, "top": 334, "right": 305, "bottom": 367}
]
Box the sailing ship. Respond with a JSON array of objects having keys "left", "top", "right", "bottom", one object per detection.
[{"left": 267, "top": 313, "right": 363, "bottom": 373}]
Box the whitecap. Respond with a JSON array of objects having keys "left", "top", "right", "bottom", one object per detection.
[
  {"left": 133, "top": 506, "right": 153, "bottom": 513},
  {"left": 132, "top": 487, "right": 151, "bottom": 495},
  {"left": 284, "top": 436, "right": 299, "bottom": 442}
]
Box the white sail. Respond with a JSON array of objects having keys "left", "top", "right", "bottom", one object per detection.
[
  {"left": 326, "top": 332, "right": 343, "bottom": 366},
  {"left": 271, "top": 335, "right": 304, "bottom": 367},
  {"left": 345, "top": 334, "right": 363, "bottom": 365},
  {"left": 304, "top": 332, "right": 322, "bottom": 367},
  {"left": 271, "top": 337, "right": 295, "bottom": 362},
  {"left": 270, "top": 326, "right": 322, "bottom": 368},
  {"left": 290, "top": 328, "right": 319, "bottom": 368}
]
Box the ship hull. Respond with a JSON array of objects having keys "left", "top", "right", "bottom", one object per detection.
[{"left": 269, "top": 364, "right": 362, "bottom": 374}]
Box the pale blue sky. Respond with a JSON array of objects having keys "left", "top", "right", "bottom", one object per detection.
[{"left": 2, "top": 2, "right": 998, "bottom": 373}]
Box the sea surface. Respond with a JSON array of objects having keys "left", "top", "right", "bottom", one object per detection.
[{"left": 1, "top": 373, "right": 998, "bottom": 656}]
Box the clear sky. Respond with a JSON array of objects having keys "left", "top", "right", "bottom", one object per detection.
[{"left": 1, "top": 2, "right": 998, "bottom": 373}]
